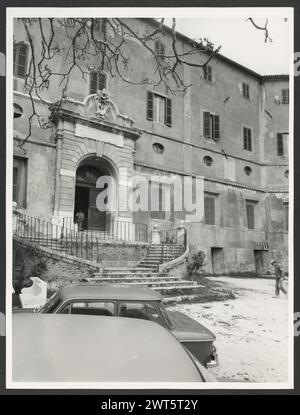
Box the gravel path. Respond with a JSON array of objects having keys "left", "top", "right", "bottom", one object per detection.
[{"left": 169, "top": 277, "right": 289, "bottom": 383}]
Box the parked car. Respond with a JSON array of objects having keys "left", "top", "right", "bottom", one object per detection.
[
  {"left": 38, "top": 284, "right": 218, "bottom": 368},
  {"left": 12, "top": 314, "right": 217, "bottom": 382}
]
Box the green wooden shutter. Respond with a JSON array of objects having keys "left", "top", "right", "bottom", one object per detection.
[
  {"left": 203, "top": 112, "right": 211, "bottom": 138},
  {"left": 165, "top": 98, "right": 172, "bottom": 127},
  {"left": 214, "top": 115, "right": 220, "bottom": 140},
  {"left": 147, "top": 91, "right": 154, "bottom": 121},
  {"left": 243, "top": 127, "right": 248, "bottom": 150}
]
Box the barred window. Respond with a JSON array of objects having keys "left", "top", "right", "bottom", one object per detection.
[
  {"left": 246, "top": 200, "right": 256, "bottom": 229},
  {"left": 204, "top": 193, "right": 216, "bottom": 225}
]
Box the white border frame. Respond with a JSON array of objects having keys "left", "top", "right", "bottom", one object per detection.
[{"left": 6, "top": 6, "right": 294, "bottom": 390}]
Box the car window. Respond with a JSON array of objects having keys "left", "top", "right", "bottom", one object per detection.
[
  {"left": 118, "top": 302, "right": 163, "bottom": 325},
  {"left": 60, "top": 301, "right": 115, "bottom": 316},
  {"left": 38, "top": 293, "right": 61, "bottom": 313}
]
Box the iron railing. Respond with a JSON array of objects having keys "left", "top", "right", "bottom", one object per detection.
[
  {"left": 158, "top": 227, "right": 187, "bottom": 265},
  {"left": 159, "top": 227, "right": 187, "bottom": 247},
  {"left": 14, "top": 212, "right": 149, "bottom": 263}
]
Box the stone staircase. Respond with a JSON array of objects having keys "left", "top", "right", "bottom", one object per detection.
[
  {"left": 138, "top": 244, "right": 186, "bottom": 271},
  {"left": 83, "top": 267, "right": 199, "bottom": 296},
  {"left": 83, "top": 244, "right": 202, "bottom": 297}
]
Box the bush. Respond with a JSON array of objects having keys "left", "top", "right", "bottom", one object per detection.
[{"left": 187, "top": 250, "right": 207, "bottom": 277}]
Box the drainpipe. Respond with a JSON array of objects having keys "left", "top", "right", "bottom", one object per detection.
[{"left": 53, "top": 129, "right": 63, "bottom": 219}]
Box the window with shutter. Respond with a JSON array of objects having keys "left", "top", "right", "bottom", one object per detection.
[
  {"left": 204, "top": 65, "right": 212, "bottom": 82},
  {"left": 214, "top": 115, "right": 220, "bottom": 140},
  {"left": 147, "top": 91, "right": 154, "bottom": 121},
  {"left": 155, "top": 39, "right": 165, "bottom": 58},
  {"left": 147, "top": 92, "right": 171, "bottom": 126},
  {"left": 242, "top": 83, "right": 250, "bottom": 99},
  {"left": 203, "top": 112, "right": 220, "bottom": 140},
  {"left": 281, "top": 89, "right": 289, "bottom": 104},
  {"left": 243, "top": 127, "right": 252, "bottom": 151},
  {"left": 13, "top": 42, "right": 29, "bottom": 78},
  {"left": 246, "top": 201, "right": 255, "bottom": 229},
  {"left": 90, "top": 71, "right": 107, "bottom": 94},
  {"left": 277, "top": 133, "right": 284, "bottom": 156},
  {"left": 204, "top": 194, "right": 216, "bottom": 225},
  {"left": 203, "top": 112, "right": 211, "bottom": 138},
  {"left": 165, "top": 98, "right": 172, "bottom": 127}
]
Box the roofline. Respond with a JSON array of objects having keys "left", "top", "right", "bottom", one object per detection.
[{"left": 141, "top": 18, "right": 289, "bottom": 81}]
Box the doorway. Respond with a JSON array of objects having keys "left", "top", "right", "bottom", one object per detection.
[
  {"left": 74, "top": 156, "right": 117, "bottom": 230},
  {"left": 211, "top": 247, "right": 225, "bottom": 275},
  {"left": 254, "top": 250, "right": 267, "bottom": 275}
]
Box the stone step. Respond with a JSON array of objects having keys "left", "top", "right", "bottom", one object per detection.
[
  {"left": 102, "top": 268, "right": 156, "bottom": 273},
  {"left": 86, "top": 280, "right": 197, "bottom": 288},
  {"left": 93, "top": 272, "right": 170, "bottom": 277},
  {"left": 87, "top": 276, "right": 182, "bottom": 283}
]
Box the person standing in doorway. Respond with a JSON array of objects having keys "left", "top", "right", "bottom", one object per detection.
[
  {"left": 270, "top": 259, "right": 287, "bottom": 297},
  {"left": 75, "top": 210, "right": 85, "bottom": 231}
]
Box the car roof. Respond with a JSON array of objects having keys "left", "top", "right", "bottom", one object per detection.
[
  {"left": 59, "top": 284, "right": 163, "bottom": 302},
  {"left": 12, "top": 314, "right": 202, "bottom": 383}
]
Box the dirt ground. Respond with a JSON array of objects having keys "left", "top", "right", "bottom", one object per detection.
[{"left": 169, "top": 277, "right": 290, "bottom": 383}]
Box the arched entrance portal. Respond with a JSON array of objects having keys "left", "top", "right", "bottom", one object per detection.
[{"left": 74, "top": 156, "right": 117, "bottom": 230}]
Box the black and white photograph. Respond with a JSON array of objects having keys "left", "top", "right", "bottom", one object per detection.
[{"left": 6, "top": 7, "right": 294, "bottom": 389}]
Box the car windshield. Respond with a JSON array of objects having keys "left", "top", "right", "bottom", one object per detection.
[
  {"left": 38, "top": 292, "right": 61, "bottom": 313},
  {"left": 159, "top": 303, "right": 175, "bottom": 329}
]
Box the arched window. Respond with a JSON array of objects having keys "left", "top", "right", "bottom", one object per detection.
[
  {"left": 13, "top": 103, "right": 23, "bottom": 118},
  {"left": 284, "top": 170, "right": 289, "bottom": 178},
  {"left": 244, "top": 166, "right": 252, "bottom": 176},
  {"left": 203, "top": 155, "right": 213, "bottom": 166},
  {"left": 152, "top": 143, "right": 165, "bottom": 154}
]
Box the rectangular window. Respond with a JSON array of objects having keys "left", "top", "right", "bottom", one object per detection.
[
  {"left": 13, "top": 157, "right": 27, "bottom": 208},
  {"left": 204, "top": 193, "right": 216, "bottom": 225},
  {"left": 155, "top": 39, "right": 165, "bottom": 58},
  {"left": 281, "top": 89, "right": 289, "bottom": 104},
  {"left": 243, "top": 83, "right": 250, "bottom": 99},
  {"left": 243, "top": 127, "right": 252, "bottom": 151},
  {"left": 277, "top": 133, "right": 284, "bottom": 156},
  {"left": 13, "top": 42, "right": 29, "bottom": 78},
  {"left": 203, "top": 112, "right": 220, "bottom": 141},
  {"left": 246, "top": 200, "right": 256, "bottom": 229},
  {"left": 147, "top": 92, "right": 172, "bottom": 127},
  {"left": 203, "top": 65, "right": 212, "bottom": 82},
  {"left": 90, "top": 71, "right": 107, "bottom": 94},
  {"left": 284, "top": 202, "right": 288, "bottom": 231}
]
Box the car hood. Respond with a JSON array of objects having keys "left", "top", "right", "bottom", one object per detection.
[{"left": 168, "top": 310, "right": 216, "bottom": 342}]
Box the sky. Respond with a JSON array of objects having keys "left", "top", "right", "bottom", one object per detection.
[{"left": 172, "top": 17, "right": 290, "bottom": 75}]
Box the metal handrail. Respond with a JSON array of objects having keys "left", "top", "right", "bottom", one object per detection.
[{"left": 14, "top": 212, "right": 149, "bottom": 264}]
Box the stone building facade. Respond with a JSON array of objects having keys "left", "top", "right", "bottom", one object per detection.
[{"left": 12, "top": 18, "right": 289, "bottom": 275}]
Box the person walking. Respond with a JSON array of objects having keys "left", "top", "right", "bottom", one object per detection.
[{"left": 270, "top": 259, "right": 287, "bottom": 297}]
